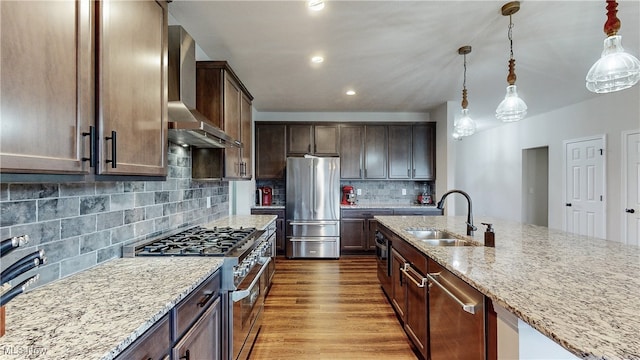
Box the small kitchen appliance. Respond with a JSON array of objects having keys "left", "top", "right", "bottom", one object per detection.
[
  {"left": 341, "top": 185, "right": 356, "bottom": 205},
  {"left": 261, "top": 186, "right": 272, "bottom": 206}
]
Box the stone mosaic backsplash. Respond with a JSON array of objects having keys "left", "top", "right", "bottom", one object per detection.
[
  {"left": 255, "top": 179, "right": 434, "bottom": 206},
  {"left": 340, "top": 180, "right": 435, "bottom": 205},
  {"left": 0, "top": 143, "right": 229, "bottom": 287}
]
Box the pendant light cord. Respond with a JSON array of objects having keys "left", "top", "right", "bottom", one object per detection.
[
  {"left": 463, "top": 53, "right": 467, "bottom": 90},
  {"left": 508, "top": 15, "right": 514, "bottom": 59}
]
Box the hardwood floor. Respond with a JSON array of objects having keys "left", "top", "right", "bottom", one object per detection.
[{"left": 248, "top": 256, "right": 418, "bottom": 360}]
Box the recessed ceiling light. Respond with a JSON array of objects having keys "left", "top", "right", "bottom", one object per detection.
[
  {"left": 308, "top": 0, "right": 325, "bottom": 11},
  {"left": 346, "top": 90, "right": 356, "bottom": 96},
  {"left": 311, "top": 56, "right": 324, "bottom": 64}
]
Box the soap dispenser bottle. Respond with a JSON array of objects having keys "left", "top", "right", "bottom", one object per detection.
[{"left": 481, "top": 222, "right": 495, "bottom": 247}]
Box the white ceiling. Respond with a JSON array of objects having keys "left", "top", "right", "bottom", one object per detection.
[{"left": 168, "top": 1, "right": 640, "bottom": 131}]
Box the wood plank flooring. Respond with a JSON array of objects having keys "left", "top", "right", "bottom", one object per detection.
[{"left": 248, "top": 256, "right": 418, "bottom": 360}]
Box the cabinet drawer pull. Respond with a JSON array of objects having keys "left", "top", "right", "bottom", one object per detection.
[
  {"left": 427, "top": 273, "right": 478, "bottom": 314},
  {"left": 82, "top": 126, "right": 96, "bottom": 168},
  {"left": 197, "top": 291, "right": 214, "bottom": 307},
  {"left": 401, "top": 263, "right": 427, "bottom": 288},
  {"left": 105, "top": 130, "right": 117, "bottom": 168}
]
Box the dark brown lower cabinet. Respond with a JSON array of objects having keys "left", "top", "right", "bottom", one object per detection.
[
  {"left": 382, "top": 224, "right": 491, "bottom": 360},
  {"left": 251, "top": 208, "right": 285, "bottom": 254},
  {"left": 172, "top": 297, "right": 221, "bottom": 360},
  {"left": 390, "top": 248, "right": 407, "bottom": 320},
  {"left": 114, "top": 315, "right": 170, "bottom": 360},
  {"left": 340, "top": 209, "right": 393, "bottom": 254}
]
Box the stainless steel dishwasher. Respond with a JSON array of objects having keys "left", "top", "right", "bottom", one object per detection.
[{"left": 427, "top": 258, "right": 485, "bottom": 359}]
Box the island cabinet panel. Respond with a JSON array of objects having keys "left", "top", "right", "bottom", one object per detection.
[
  {"left": 388, "top": 125, "right": 413, "bottom": 179},
  {"left": 339, "top": 125, "right": 364, "bottom": 179},
  {"left": 196, "top": 61, "right": 253, "bottom": 180},
  {"left": 0, "top": 0, "right": 93, "bottom": 174},
  {"left": 364, "top": 125, "right": 387, "bottom": 179},
  {"left": 97, "top": 0, "right": 168, "bottom": 176},
  {"left": 255, "top": 124, "right": 286, "bottom": 179},
  {"left": 390, "top": 248, "right": 407, "bottom": 320}
]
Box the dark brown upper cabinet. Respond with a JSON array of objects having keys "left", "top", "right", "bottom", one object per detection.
[
  {"left": 339, "top": 125, "right": 364, "bottom": 179},
  {"left": 363, "top": 125, "right": 387, "bottom": 179},
  {"left": 1, "top": 0, "right": 169, "bottom": 178},
  {"left": 287, "top": 124, "right": 339, "bottom": 156},
  {"left": 255, "top": 124, "right": 286, "bottom": 179}
]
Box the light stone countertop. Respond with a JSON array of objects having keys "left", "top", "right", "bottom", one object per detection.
[
  {"left": 375, "top": 215, "right": 640, "bottom": 360},
  {"left": 341, "top": 203, "right": 438, "bottom": 209},
  {"left": 0, "top": 257, "right": 224, "bottom": 360},
  {"left": 203, "top": 214, "right": 277, "bottom": 229}
]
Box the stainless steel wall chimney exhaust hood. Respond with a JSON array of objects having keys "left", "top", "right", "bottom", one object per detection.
[{"left": 167, "top": 25, "right": 238, "bottom": 148}]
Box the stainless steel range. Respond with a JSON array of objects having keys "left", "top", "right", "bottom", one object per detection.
[{"left": 123, "top": 223, "right": 276, "bottom": 360}]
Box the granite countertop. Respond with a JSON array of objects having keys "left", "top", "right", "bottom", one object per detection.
[
  {"left": 375, "top": 215, "right": 640, "bottom": 360},
  {"left": 0, "top": 257, "right": 224, "bottom": 360},
  {"left": 251, "top": 205, "right": 285, "bottom": 210},
  {"left": 341, "top": 203, "right": 438, "bottom": 209},
  {"left": 204, "top": 214, "right": 277, "bottom": 229}
]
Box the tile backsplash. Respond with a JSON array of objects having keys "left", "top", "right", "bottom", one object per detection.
[
  {"left": 254, "top": 179, "right": 434, "bottom": 206},
  {"left": 340, "top": 180, "right": 435, "bottom": 205},
  {"left": 0, "top": 143, "right": 229, "bottom": 287}
]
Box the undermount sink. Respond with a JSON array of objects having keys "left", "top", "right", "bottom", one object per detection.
[
  {"left": 404, "top": 228, "right": 476, "bottom": 246},
  {"left": 404, "top": 229, "right": 454, "bottom": 239}
]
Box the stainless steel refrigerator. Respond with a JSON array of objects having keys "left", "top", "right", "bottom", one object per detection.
[{"left": 286, "top": 156, "right": 340, "bottom": 258}]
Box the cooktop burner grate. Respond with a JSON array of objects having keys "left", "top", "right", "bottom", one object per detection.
[{"left": 136, "top": 226, "right": 257, "bottom": 257}]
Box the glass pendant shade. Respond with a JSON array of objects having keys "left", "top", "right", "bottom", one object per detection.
[
  {"left": 454, "top": 108, "right": 476, "bottom": 136},
  {"left": 586, "top": 35, "right": 640, "bottom": 93},
  {"left": 496, "top": 85, "right": 527, "bottom": 122}
]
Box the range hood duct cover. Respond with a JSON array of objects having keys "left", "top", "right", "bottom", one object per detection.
[{"left": 167, "top": 25, "right": 238, "bottom": 148}]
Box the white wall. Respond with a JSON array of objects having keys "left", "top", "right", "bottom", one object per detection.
[
  {"left": 432, "top": 101, "right": 460, "bottom": 215},
  {"left": 452, "top": 86, "right": 640, "bottom": 242}
]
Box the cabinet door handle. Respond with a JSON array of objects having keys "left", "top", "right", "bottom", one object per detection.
[
  {"left": 565, "top": 203, "right": 572, "bottom": 207},
  {"left": 82, "top": 126, "right": 96, "bottom": 168},
  {"left": 314, "top": 144, "right": 317, "bottom": 153},
  {"left": 626, "top": 208, "right": 635, "bottom": 213},
  {"left": 412, "top": 169, "right": 416, "bottom": 177},
  {"left": 401, "top": 263, "right": 427, "bottom": 288},
  {"left": 308, "top": 144, "right": 311, "bottom": 153},
  {"left": 105, "top": 130, "right": 117, "bottom": 168},
  {"left": 427, "top": 273, "right": 478, "bottom": 314},
  {"left": 180, "top": 349, "right": 190, "bottom": 360},
  {"left": 407, "top": 169, "right": 410, "bottom": 177}
]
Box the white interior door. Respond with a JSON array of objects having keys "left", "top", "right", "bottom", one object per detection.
[
  {"left": 564, "top": 137, "right": 606, "bottom": 238},
  {"left": 623, "top": 131, "right": 640, "bottom": 246}
]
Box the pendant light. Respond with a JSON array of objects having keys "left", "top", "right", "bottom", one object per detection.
[
  {"left": 586, "top": 0, "right": 640, "bottom": 93},
  {"left": 454, "top": 46, "right": 476, "bottom": 137},
  {"left": 495, "top": 1, "right": 527, "bottom": 123}
]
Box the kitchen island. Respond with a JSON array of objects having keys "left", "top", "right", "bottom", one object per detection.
[{"left": 375, "top": 215, "right": 640, "bottom": 360}]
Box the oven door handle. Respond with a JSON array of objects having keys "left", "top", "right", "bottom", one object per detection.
[{"left": 232, "top": 257, "right": 271, "bottom": 302}]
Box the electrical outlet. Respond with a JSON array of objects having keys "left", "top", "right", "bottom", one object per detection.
[
  {"left": 357, "top": 188, "right": 362, "bottom": 196},
  {"left": 206, "top": 197, "right": 211, "bottom": 208},
  {"left": 402, "top": 189, "right": 407, "bottom": 195}
]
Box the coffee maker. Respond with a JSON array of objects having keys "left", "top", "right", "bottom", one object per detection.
[{"left": 341, "top": 185, "right": 356, "bottom": 205}]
